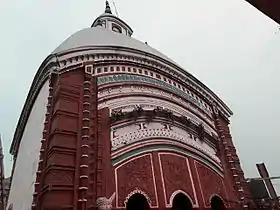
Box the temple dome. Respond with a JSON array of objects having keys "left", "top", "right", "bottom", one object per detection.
[
  {"left": 52, "top": 1, "right": 176, "bottom": 65},
  {"left": 52, "top": 26, "right": 175, "bottom": 64}
]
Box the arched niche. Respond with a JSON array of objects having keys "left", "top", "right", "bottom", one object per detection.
[
  {"left": 126, "top": 193, "right": 150, "bottom": 210},
  {"left": 210, "top": 195, "right": 226, "bottom": 210},
  {"left": 171, "top": 192, "right": 193, "bottom": 210}
]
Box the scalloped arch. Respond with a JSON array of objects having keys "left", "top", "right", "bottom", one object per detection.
[
  {"left": 169, "top": 190, "right": 195, "bottom": 207},
  {"left": 124, "top": 188, "right": 151, "bottom": 207}
]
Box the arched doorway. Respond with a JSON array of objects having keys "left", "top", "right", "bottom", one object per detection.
[
  {"left": 172, "top": 193, "right": 193, "bottom": 210},
  {"left": 210, "top": 196, "right": 225, "bottom": 210},
  {"left": 126, "top": 193, "right": 150, "bottom": 210}
]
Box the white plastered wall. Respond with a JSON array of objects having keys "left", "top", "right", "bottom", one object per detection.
[{"left": 6, "top": 81, "right": 49, "bottom": 210}]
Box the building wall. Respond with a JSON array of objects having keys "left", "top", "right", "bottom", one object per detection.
[
  {"left": 8, "top": 48, "right": 246, "bottom": 209},
  {"left": 93, "top": 56, "right": 244, "bottom": 208},
  {"left": 6, "top": 81, "right": 49, "bottom": 210},
  {"left": 113, "top": 151, "right": 230, "bottom": 209}
]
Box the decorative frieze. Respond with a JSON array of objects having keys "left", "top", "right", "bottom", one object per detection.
[
  {"left": 95, "top": 65, "right": 212, "bottom": 112},
  {"left": 56, "top": 49, "right": 232, "bottom": 118},
  {"left": 98, "top": 85, "right": 215, "bottom": 127},
  {"left": 109, "top": 106, "right": 218, "bottom": 144},
  {"left": 97, "top": 74, "right": 212, "bottom": 116},
  {"left": 111, "top": 121, "right": 220, "bottom": 163},
  {"left": 101, "top": 99, "right": 216, "bottom": 136}
]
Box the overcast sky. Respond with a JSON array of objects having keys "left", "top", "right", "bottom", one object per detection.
[{"left": 0, "top": 0, "right": 279, "bottom": 192}]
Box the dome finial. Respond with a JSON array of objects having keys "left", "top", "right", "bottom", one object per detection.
[{"left": 105, "top": 1, "right": 112, "bottom": 14}]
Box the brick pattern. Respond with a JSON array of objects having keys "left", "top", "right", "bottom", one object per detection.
[
  {"left": 195, "top": 161, "right": 227, "bottom": 207},
  {"left": 213, "top": 109, "right": 250, "bottom": 209},
  {"left": 116, "top": 154, "right": 157, "bottom": 208},
  {"left": 32, "top": 68, "right": 87, "bottom": 210},
  {"left": 160, "top": 154, "right": 196, "bottom": 206}
]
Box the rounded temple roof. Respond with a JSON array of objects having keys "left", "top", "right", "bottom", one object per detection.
[{"left": 52, "top": 26, "right": 175, "bottom": 64}]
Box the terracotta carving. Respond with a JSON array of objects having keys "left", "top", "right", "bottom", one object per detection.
[{"left": 96, "top": 192, "right": 116, "bottom": 210}]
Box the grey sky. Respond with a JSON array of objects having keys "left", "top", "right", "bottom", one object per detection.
[{"left": 0, "top": 0, "right": 279, "bottom": 192}]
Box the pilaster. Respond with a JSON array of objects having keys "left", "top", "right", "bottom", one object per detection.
[
  {"left": 76, "top": 64, "right": 99, "bottom": 210},
  {"left": 32, "top": 68, "right": 86, "bottom": 209},
  {"left": 213, "top": 109, "right": 250, "bottom": 209}
]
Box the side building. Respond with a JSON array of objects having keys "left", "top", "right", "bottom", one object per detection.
[{"left": 6, "top": 2, "right": 249, "bottom": 210}]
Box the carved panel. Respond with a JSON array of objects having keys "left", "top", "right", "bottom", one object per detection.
[
  {"left": 99, "top": 97, "right": 215, "bottom": 135},
  {"left": 47, "top": 150, "right": 76, "bottom": 167},
  {"left": 115, "top": 154, "right": 158, "bottom": 208},
  {"left": 159, "top": 153, "right": 197, "bottom": 207},
  {"left": 98, "top": 85, "right": 214, "bottom": 126},
  {"left": 44, "top": 169, "right": 74, "bottom": 185},
  {"left": 111, "top": 122, "right": 219, "bottom": 163},
  {"left": 195, "top": 161, "right": 227, "bottom": 207}
]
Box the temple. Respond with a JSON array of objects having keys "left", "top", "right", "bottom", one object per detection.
[{"left": 6, "top": 2, "right": 250, "bottom": 210}]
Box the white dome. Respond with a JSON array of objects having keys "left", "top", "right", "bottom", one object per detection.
[{"left": 53, "top": 26, "right": 175, "bottom": 64}]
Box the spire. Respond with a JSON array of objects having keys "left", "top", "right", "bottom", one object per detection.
[
  {"left": 105, "top": 1, "right": 112, "bottom": 14},
  {"left": 91, "top": 0, "right": 133, "bottom": 36}
]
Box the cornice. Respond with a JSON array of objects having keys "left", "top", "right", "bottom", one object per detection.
[
  {"left": 97, "top": 74, "right": 212, "bottom": 116},
  {"left": 10, "top": 46, "right": 232, "bottom": 155},
  {"left": 55, "top": 47, "right": 232, "bottom": 117}
]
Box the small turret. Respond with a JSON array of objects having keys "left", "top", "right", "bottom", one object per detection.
[
  {"left": 105, "top": 0, "right": 112, "bottom": 14},
  {"left": 91, "top": 0, "right": 133, "bottom": 36}
]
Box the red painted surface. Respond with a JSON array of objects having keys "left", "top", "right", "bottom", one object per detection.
[
  {"left": 116, "top": 154, "right": 157, "bottom": 207},
  {"left": 113, "top": 150, "right": 246, "bottom": 209},
  {"left": 34, "top": 69, "right": 85, "bottom": 210},
  {"left": 213, "top": 112, "right": 250, "bottom": 209},
  {"left": 195, "top": 161, "right": 227, "bottom": 207},
  {"left": 160, "top": 154, "right": 195, "bottom": 206},
  {"left": 31, "top": 66, "right": 115, "bottom": 210},
  {"left": 98, "top": 108, "right": 115, "bottom": 199},
  {"left": 28, "top": 65, "right": 248, "bottom": 210}
]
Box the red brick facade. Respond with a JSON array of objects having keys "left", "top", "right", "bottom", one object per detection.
[
  {"left": 31, "top": 67, "right": 115, "bottom": 210},
  {"left": 26, "top": 65, "right": 248, "bottom": 210}
]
